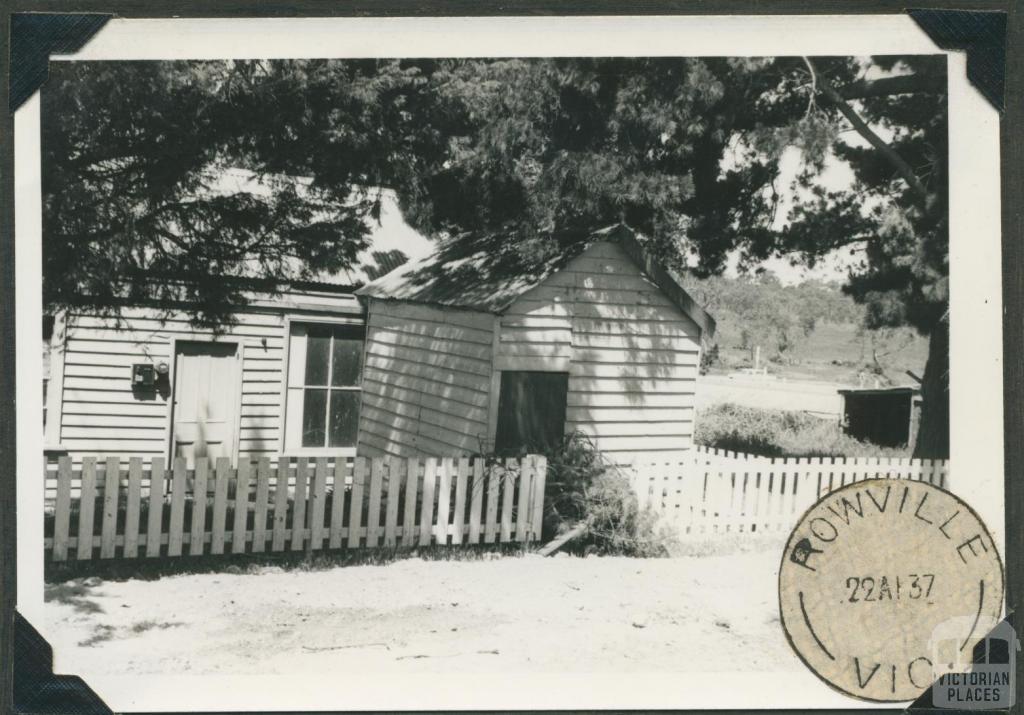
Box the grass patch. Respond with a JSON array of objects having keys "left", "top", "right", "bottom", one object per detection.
[{"left": 695, "top": 403, "right": 911, "bottom": 459}]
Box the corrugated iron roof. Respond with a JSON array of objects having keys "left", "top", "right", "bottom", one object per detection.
[{"left": 357, "top": 224, "right": 716, "bottom": 337}]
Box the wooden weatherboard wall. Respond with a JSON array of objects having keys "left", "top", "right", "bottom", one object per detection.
[
  {"left": 497, "top": 241, "right": 701, "bottom": 462},
  {"left": 51, "top": 291, "right": 362, "bottom": 464},
  {"left": 357, "top": 300, "right": 494, "bottom": 458},
  {"left": 358, "top": 241, "right": 703, "bottom": 462}
]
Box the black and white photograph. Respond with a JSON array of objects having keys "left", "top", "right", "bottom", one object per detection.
[{"left": 9, "top": 14, "right": 1010, "bottom": 712}]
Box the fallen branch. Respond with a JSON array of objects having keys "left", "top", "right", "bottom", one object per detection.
[{"left": 537, "top": 521, "right": 588, "bottom": 557}]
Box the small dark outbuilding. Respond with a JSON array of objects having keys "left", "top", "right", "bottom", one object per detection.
[{"left": 837, "top": 386, "right": 922, "bottom": 448}]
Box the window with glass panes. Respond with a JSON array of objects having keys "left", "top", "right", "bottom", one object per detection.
[{"left": 285, "top": 323, "right": 364, "bottom": 450}]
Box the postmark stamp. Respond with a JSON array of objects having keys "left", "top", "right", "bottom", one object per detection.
[{"left": 779, "top": 478, "right": 1004, "bottom": 702}]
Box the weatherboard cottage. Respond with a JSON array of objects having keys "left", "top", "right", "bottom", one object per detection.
[{"left": 44, "top": 196, "right": 713, "bottom": 467}]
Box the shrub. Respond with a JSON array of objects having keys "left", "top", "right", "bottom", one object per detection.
[
  {"left": 543, "top": 432, "right": 676, "bottom": 557},
  {"left": 695, "top": 402, "right": 911, "bottom": 458}
]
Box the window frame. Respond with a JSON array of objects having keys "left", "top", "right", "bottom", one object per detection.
[{"left": 280, "top": 316, "right": 366, "bottom": 457}]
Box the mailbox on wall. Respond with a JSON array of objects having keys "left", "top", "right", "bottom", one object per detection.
[{"left": 131, "top": 363, "right": 156, "bottom": 389}]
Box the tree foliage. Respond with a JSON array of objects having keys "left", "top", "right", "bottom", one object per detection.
[
  {"left": 43, "top": 55, "right": 949, "bottom": 452},
  {"left": 42, "top": 60, "right": 440, "bottom": 325}
]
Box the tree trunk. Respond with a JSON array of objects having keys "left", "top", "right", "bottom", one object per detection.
[{"left": 913, "top": 319, "right": 950, "bottom": 459}]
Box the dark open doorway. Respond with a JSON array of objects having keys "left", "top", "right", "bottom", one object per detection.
[{"left": 494, "top": 371, "right": 569, "bottom": 456}]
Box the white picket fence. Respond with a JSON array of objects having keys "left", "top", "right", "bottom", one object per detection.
[{"left": 629, "top": 446, "right": 950, "bottom": 539}]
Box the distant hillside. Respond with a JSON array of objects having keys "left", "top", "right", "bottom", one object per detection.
[{"left": 681, "top": 273, "right": 928, "bottom": 386}]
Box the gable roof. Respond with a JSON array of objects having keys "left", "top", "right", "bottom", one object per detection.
[{"left": 356, "top": 224, "right": 716, "bottom": 337}]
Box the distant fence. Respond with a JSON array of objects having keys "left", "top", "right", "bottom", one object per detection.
[
  {"left": 629, "top": 446, "right": 950, "bottom": 539},
  {"left": 44, "top": 455, "right": 547, "bottom": 562}
]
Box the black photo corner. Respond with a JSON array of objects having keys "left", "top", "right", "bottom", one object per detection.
[{"left": 1, "top": 5, "right": 1020, "bottom": 715}]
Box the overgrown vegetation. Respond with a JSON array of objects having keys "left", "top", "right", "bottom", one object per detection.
[
  {"left": 543, "top": 432, "right": 676, "bottom": 557},
  {"left": 694, "top": 403, "right": 910, "bottom": 459}
]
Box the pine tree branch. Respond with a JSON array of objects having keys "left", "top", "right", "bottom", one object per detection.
[
  {"left": 836, "top": 73, "right": 945, "bottom": 100},
  {"left": 803, "top": 58, "right": 931, "bottom": 205}
]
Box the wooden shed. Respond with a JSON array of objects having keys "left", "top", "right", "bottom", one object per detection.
[
  {"left": 838, "top": 385, "right": 922, "bottom": 448},
  {"left": 355, "top": 224, "right": 715, "bottom": 464}
]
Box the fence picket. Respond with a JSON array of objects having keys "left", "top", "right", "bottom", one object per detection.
[
  {"left": 77, "top": 458, "right": 98, "bottom": 560},
  {"left": 366, "top": 458, "right": 384, "bottom": 548},
  {"left": 484, "top": 461, "right": 500, "bottom": 543},
  {"left": 401, "top": 457, "right": 419, "bottom": 548},
  {"left": 908, "top": 457, "right": 923, "bottom": 484},
  {"left": 515, "top": 457, "right": 533, "bottom": 542},
  {"left": 531, "top": 456, "right": 548, "bottom": 541},
  {"left": 419, "top": 458, "right": 437, "bottom": 546},
  {"left": 469, "top": 458, "right": 485, "bottom": 544},
  {"left": 232, "top": 459, "right": 252, "bottom": 554},
  {"left": 53, "top": 457, "right": 73, "bottom": 562},
  {"left": 733, "top": 469, "right": 750, "bottom": 533},
  {"left": 124, "top": 458, "right": 143, "bottom": 558},
  {"left": 167, "top": 458, "right": 187, "bottom": 557},
  {"left": 210, "top": 457, "right": 231, "bottom": 555},
  {"left": 347, "top": 458, "right": 366, "bottom": 549},
  {"left": 749, "top": 465, "right": 767, "bottom": 534},
  {"left": 252, "top": 458, "right": 271, "bottom": 553},
  {"left": 785, "top": 460, "right": 804, "bottom": 525},
  {"left": 271, "top": 461, "right": 290, "bottom": 552},
  {"left": 291, "top": 459, "right": 310, "bottom": 551},
  {"left": 146, "top": 457, "right": 166, "bottom": 558},
  {"left": 436, "top": 458, "right": 452, "bottom": 545},
  {"left": 329, "top": 459, "right": 351, "bottom": 549},
  {"left": 500, "top": 458, "right": 517, "bottom": 543},
  {"left": 100, "top": 457, "right": 121, "bottom": 559},
  {"left": 189, "top": 458, "right": 210, "bottom": 556},
  {"left": 310, "top": 458, "right": 328, "bottom": 551},
  {"left": 453, "top": 458, "right": 469, "bottom": 544},
  {"left": 383, "top": 458, "right": 401, "bottom": 547}
]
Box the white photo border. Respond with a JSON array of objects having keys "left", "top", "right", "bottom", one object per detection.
[{"left": 14, "top": 13, "right": 1003, "bottom": 711}]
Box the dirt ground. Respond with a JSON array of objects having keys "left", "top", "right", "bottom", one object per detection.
[{"left": 44, "top": 541, "right": 800, "bottom": 676}]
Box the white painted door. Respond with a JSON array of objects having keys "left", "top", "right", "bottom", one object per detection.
[{"left": 171, "top": 341, "right": 239, "bottom": 466}]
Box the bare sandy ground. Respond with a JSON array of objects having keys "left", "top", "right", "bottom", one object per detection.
[{"left": 44, "top": 543, "right": 800, "bottom": 676}]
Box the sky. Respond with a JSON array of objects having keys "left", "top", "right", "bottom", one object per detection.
[{"left": 744, "top": 146, "right": 861, "bottom": 286}]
